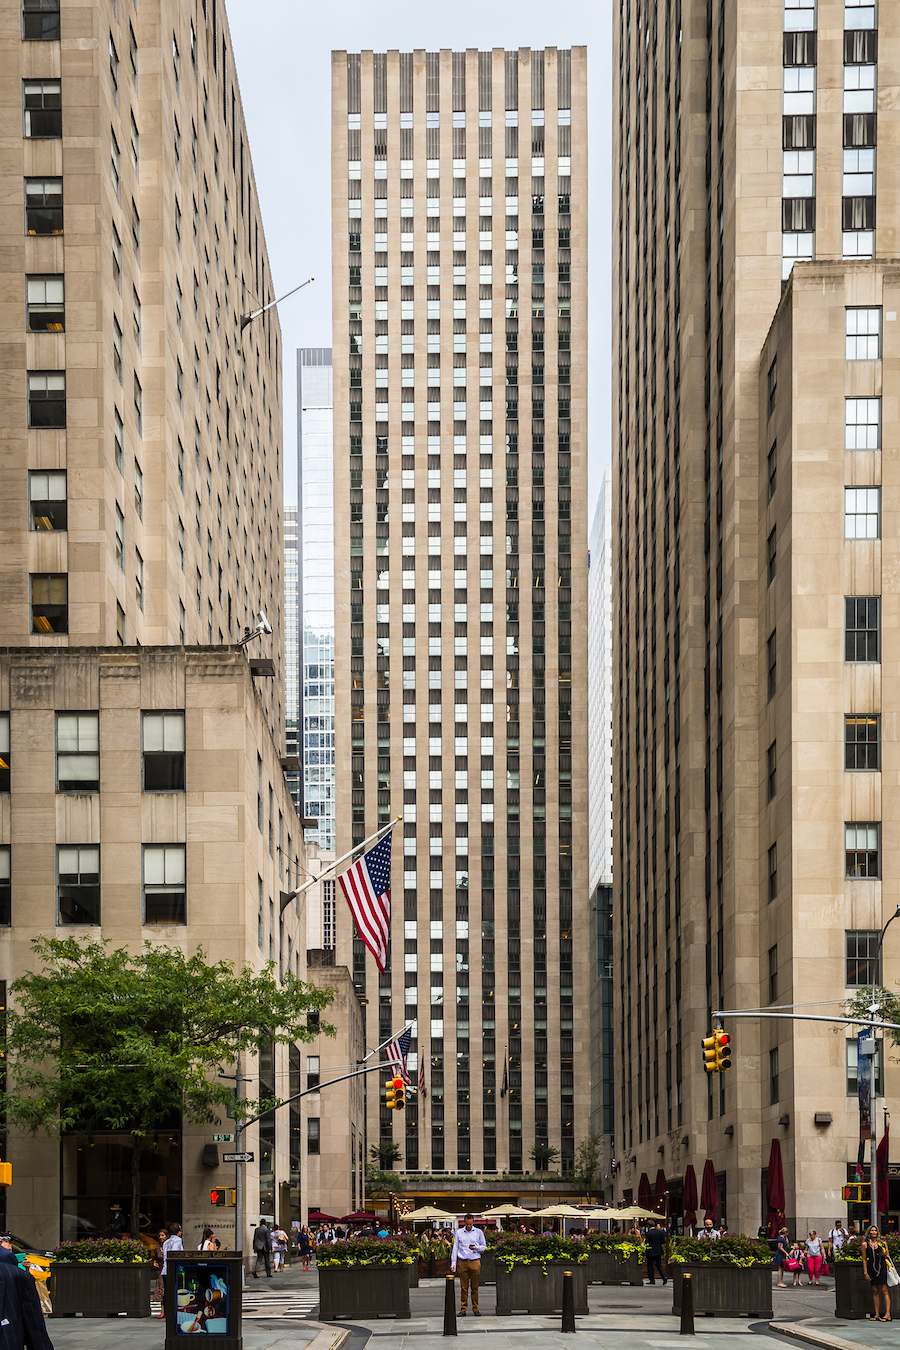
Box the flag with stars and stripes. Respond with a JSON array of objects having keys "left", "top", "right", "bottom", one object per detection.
[
  {"left": 418, "top": 1053, "right": 427, "bottom": 1101},
  {"left": 338, "top": 831, "right": 392, "bottom": 972},
  {"left": 384, "top": 1025, "right": 412, "bottom": 1086}
]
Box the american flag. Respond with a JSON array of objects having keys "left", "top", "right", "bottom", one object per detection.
[
  {"left": 384, "top": 1025, "right": 412, "bottom": 1086},
  {"left": 418, "top": 1052, "right": 427, "bottom": 1101},
  {"left": 338, "top": 831, "right": 392, "bottom": 972}
]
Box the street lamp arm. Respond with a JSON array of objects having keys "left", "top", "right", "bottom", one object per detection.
[
  {"left": 240, "top": 277, "right": 314, "bottom": 332},
  {"left": 234, "top": 1060, "right": 391, "bottom": 1135}
]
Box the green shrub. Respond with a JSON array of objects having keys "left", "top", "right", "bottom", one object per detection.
[
  {"left": 668, "top": 1234, "right": 772, "bottom": 1267},
  {"left": 52, "top": 1238, "right": 149, "bottom": 1265},
  {"left": 584, "top": 1231, "right": 645, "bottom": 1261},
  {"left": 315, "top": 1237, "right": 413, "bottom": 1268},
  {"left": 493, "top": 1232, "right": 589, "bottom": 1272},
  {"left": 832, "top": 1234, "right": 900, "bottom": 1265}
]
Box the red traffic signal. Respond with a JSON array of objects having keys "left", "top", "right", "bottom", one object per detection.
[{"left": 211, "top": 1188, "right": 226, "bottom": 1206}]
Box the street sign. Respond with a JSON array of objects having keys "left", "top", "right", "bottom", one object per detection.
[
  {"left": 223, "top": 1151, "right": 254, "bottom": 1163},
  {"left": 212, "top": 1133, "right": 234, "bottom": 1143}
]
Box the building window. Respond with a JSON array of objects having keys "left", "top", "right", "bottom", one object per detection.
[
  {"left": 115, "top": 505, "right": 125, "bottom": 569},
  {"left": 767, "top": 741, "right": 777, "bottom": 802},
  {"left": 307, "top": 1056, "right": 320, "bottom": 1091},
  {"left": 117, "top": 602, "right": 125, "bottom": 645},
  {"left": 307, "top": 1118, "right": 320, "bottom": 1155},
  {"left": 112, "top": 224, "right": 122, "bottom": 290},
  {"left": 767, "top": 358, "right": 777, "bottom": 418},
  {"left": 846, "top": 930, "right": 882, "bottom": 987},
  {"left": 0, "top": 715, "right": 8, "bottom": 793},
  {"left": 110, "top": 130, "right": 120, "bottom": 197},
  {"left": 766, "top": 527, "right": 776, "bottom": 585},
  {"left": 27, "top": 371, "right": 65, "bottom": 427},
  {"left": 846, "top": 821, "right": 879, "bottom": 878},
  {"left": 26, "top": 275, "right": 64, "bottom": 331},
  {"left": 30, "top": 573, "right": 67, "bottom": 633},
  {"left": 768, "top": 945, "right": 778, "bottom": 1004},
  {"left": 844, "top": 487, "right": 880, "bottom": 539},
  {"left": 22, "top": 0, "right": 60, "bottom": 41},
  {"left": 767, "top": 630, "right": 777, "bottom": 701},
  {"left": 323, "top": 879, "right": 336, "bottom": 948},
  {"left": 847, "top": 1039, "right": 882, "bottom": 1097},
  {"left": 56, "top": 712, "right": 99, "bottom": 792},
  {"left": 113, "top": 317, "right": 123, "bottom": 382},
  {"left": 0, "top": 847, "right": 9, "bottom": 925},
  {"left": 845, "top": 597, "right": 880, "bottom": 662},
  {"left": 845, "top": 396, "right": 881, "bottom": 449},
  {"left": 57, "top": 845, "right": 100, "bottom": 924},
  {"left": 29, "top": 470, "right": 66, "bottom": 531},
  {"left": 135, "top": 549, "right": 144, "bottom": 611},
  {"left": 23, "top": 78, "right": 61, "bottom": 137},
  {"left": 25, "top": 177, "right": 62, "bottom": 234},
  {"left": 784, "top": 0, "right": 816, "bottom": 33},
  {"left": 767, "top": 442, "right": 777, "bottom": 501},
  {"left": 768, "top": 843, "right": 777, "bottom": 903},
  {"left": 134, "top": 375, "right": 142, "bottom": 436},
  {"left": 142, "top": 712, "right": 185, "bottom": 791},
  {"left": 142, "top": 844, "right": 186, "bottom": 925},
  {"left": 134, "top": 461, "right": 143, "bottom": 520},
  {"left": 845, "top": 714, "right": 879, "bottom": 771},
  {"left": 769, "top": 1047, "right": 779, "bottom": 1105},
  {"left": 846, "top": 307, "right": 881, "bottom": 359}
]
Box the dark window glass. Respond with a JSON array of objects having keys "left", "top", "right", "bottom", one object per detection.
[
  {"left": 846, "top": 930, "right": 882, "bottom": 987},
  {"left": 845, "top": 596, "right": 880, "bottom": 662},
  {"left": 767, "top": 630, "right": 777, "bottom": 701},
  {"left": 58, "top": 845, "right": 100, "bottom": 924},
  {"left": 769, "top": 1047, "right": 779, "bottom": 1105},
  {"left": 142, "top": 712, "right": 185, "bottom": 791},
  {"left": 845, "top": 715, "right": 879, "bottom": 771},
  {"left": 22, "top": 0, "right": 60, "bottom": 41},
  {"left": 29, "top": 470, "right": 66, "bottom": 530},
  {"left": 31, "top": 573, "right": 67, "bottom": 633},
  {"left": 0, "top": 847, "right": 9, "bottom": 925},
  {"left": 25, "top": 177, "right": 62, "bottom": 234},
  {"left": 767, "top": 528, "right": 777, "bottom": 586},
  {"left": 23, "top": 79, "right": 61, "bottom": 136},
  {"left": 28, "top": 371, "right": 65, "bottom": 427},
  {"left": 845, "top": 822, "right": 879, "bottom": 879},
  {"left": 847, "top": 1039, "right": 882, "bottom": 1096},
  {"left": 767, "top": 741, "right": 777, "bottom": 801},
  {"left": 767, "top": 442, "right": 776, "bottom": 501},
  {"left": 307, "top": 1118, "right": 320, "bottom": 1155},
  {"left": 767, "top": 843, "right": 777, "bottom": 902},
  {"left": 143, "top": 845, "right": 186, "bottom": 924},
  {"left": 768, "top": 945, "right": 778, "bottom": 1004}
]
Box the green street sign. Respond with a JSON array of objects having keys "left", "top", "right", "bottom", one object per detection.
[{"left": 212, "top": 1133, "right": 234, "bottom": 1143}]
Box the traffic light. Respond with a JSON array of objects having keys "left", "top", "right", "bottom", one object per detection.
[
  {"left": 385, "top": 1077, "right": 399, "bottom": 1111},
  {"left": 843, "top": 1183, "right": 871, "bottom": 1203},
  {"left": 394, "top": 1077, "right": 406, "bottom": 1111},
  {"left": 702, "top": 1034, "right": 718, "bottom": 1074},
  {"left": 715, "top": 1030, "right": 732, "bottom": 1072},
  {"left": 0, "top": 1163, "right": 12, "bottom": 1187},
  {"left": 210, "top": 1188, "right": 235, "bottom": 1206}
]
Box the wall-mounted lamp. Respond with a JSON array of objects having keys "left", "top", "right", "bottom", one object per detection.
[{"left": 778, "top": 1114, "right": 790, "bottom": 1127}]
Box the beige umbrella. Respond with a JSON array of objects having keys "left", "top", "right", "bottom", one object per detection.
[
  {"left": 531, "top": 1206, "right": 567, "bottom": 1218},
  {"left": 552, "top": 1204, "right": 590, "bottom": 1218},
  {"left": 481, "top": 1204, "right": 532, "bottom": 1218},
  {"left": 615, "top": 1205, "right": 659, "bottom": 1220},
  {"left": 404, "top": 1205, "right": 456, "bottom": 1221}
]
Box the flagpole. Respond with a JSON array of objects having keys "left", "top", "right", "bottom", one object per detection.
[{"left": 281, "top": 816, "right": 400, "bottom": 909}]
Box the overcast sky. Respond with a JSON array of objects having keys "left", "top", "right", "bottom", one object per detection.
[{"left": 227, "top": 0, "right": 612, "bottom": 509}]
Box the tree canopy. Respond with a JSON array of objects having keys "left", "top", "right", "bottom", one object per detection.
[{"left": 570, "top": 1135, "right": 603, "bottom": 1201}]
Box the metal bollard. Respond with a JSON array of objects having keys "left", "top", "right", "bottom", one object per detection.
[
  {"left": 443, "top": 1272, "right": 457, "bottom": 1337},
  {"left": 680, "top": 1272, "right": 695, "bottom": 1336},
  {"left": 561, "top": 1270, "right": 576, "bottom": 1333}
]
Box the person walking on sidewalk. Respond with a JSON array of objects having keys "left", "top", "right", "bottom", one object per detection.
[
  {"left": 645, "top": 1220, "right": 668, "bottom": 1285},
  {"left": 252, "top": 1219, "right": 273, "bottom": 1278},
  {"left": 451, "top": 1214, "right": 486, "bottom": 1317},
  {"left": 272, "top": 1226, "right": 288, "bottom": 1272},
  {"left": 156, "top": 1223, "right": 183, "bottom": 1318},
  {"left": 805, "top": 1231, "right": 824, "bottom": 1286},
  {"left": 774, "top": 1227, "right": 790, "bottom": 1287},
  {"left": 0, "top": 1258, "right": 54, "bottom": 1350}
]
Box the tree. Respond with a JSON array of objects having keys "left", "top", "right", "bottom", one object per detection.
[
  {"left": 570, "top": 1135, "right": 603, "bottom": 1202},
  {"left": 846, "top": 987, "right": 900, "bottom": 1048},
  {"left": 0, "top": 936, "right": 336, "bottom": 1238},
  {"left": 365, "top": 1162, "right": 403, "bottom": 1196},
  {"left": 370, "top": 1139, "right": 402, "bottom": 1169},
  {"left": 529, "top": 1142, "right": 560, "bottom": 1173}
]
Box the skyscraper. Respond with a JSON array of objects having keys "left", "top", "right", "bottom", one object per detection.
[
  {"left": 331, "top": 47, "right": 589, "bottom": 1178},
  {"left": 298, "top": 348, "right": 336, "bottom": 851},
  {"left": 284, "top": 505, "right": 302, "bottom": 813},
  {"left": 614, "top": 0, "right": 900, "bottom": 1233}
]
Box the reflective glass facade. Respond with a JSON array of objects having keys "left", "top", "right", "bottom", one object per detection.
[
  {"left": 298, "top": 349, "right": 335, "bottom": 850},
  {"left": 284, "top": 506, "right": 301, "bottom": 813}
]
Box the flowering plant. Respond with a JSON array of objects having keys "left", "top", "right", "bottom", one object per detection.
[
  {"left": 832, "top": 1234, "right": 900, "bottom": 1264},
  {"left": 493, "top": 1232, "right": 589, "bottom": 1273},
  {"left": 583, "top": 1230, "right": 645, "bottom": 1261},
  {"left": 315, "top": 1236, "right": 413, "bottom": 1268},
  {"left": 668, "top": 1234, "right": 772, "bottom": 1268},
  {"left": 52, "top": 1237, "right": 149, "bottom": 1264}
]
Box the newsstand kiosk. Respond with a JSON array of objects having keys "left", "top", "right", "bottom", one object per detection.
[{"left": 165, "top": 1251, "right": 243, "bottom": 1349}]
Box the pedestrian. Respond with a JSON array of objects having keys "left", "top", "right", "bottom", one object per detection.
[
  {"left": 252, "top": 1219, "right": 273, "bottom": 1278},
  {"left": 451, "top": 1215, "right": 487, "bottom": 1318},
  {"left": 698, "top": 1217, "right": 721, "bottom": 1240},
  {"left": 0, "top": 1258, "right": 54, "bottom": 1349},
  {"left": 0, "top": 1239, "right": 17, "bottom": 1269},
  {"left": 862, "top": 1225, "right": 891, "bottom": 1322},
  {"left": 298, "top": 1225, "right": 312, "bottom": 1272},
  {"left": 645, "top": 1219, "right": 668, "bottom": 1286},
  {"left": 787, "top": 1239, "right": 804, "bottom": 1288},
  {"left": 151, "top": 1228, "right": 167, "bottom": 1309},
  {"left": 272, "top": 1226, "right": 289, "bottom": 1272},
  {"left": 828, "top": 1220, "right": 848, "bottom": 1259},
  {"left": 157, "top": 1223, "right": 183, "bottom": 1318},
  {"left": 805, "top": 1231, "right": 823, "bottom": 1286},
  {"left": 774, "top": 1227, "right": 790, "bottom": 1287},
  {"left": 200, "top": 1227, "right": 220, "bottom": 1253}
]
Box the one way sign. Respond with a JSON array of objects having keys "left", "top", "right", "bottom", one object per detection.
[{"left": 222, "top": 1151, "right": 254, "bottom": 1163}]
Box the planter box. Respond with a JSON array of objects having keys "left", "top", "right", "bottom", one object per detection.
[
  {"left": 495, "top": 1260, "right": 589, "bottom": 1316},
  {"left": 479, "top": 1250, "right": 497, "bottom": 1285},
  {"left": 671, "top": 1263, "right": 772, "bottom": 1319},
  {"left": 408, "top": 1259, "right": 419, "bottom": 1287},
  {"left": 586, "top": 1248, "right": 643, "bottom": 1286},
  {"left": 49, "top": 1262, "right": 153, "bottom": 1318},
  {"left": 834, "top": 1262, "right": 900, "bottom": 1320},
  {"left": 317, "top": 1263, "right": 412, "bottom": 1320}
]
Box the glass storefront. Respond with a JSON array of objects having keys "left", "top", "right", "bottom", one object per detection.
[{"left": 61, "top": 1131, "right": 181, "bottom": 1241}]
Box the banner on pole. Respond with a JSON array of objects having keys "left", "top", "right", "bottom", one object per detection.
[{"left": 858, "top": 1028, "right": 872, "bottom": 1142}]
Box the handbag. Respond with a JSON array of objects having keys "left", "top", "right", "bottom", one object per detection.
[
  {"left": 886, "top": 1255, "right": 900, "bottom": 1289},
  {"left": 821, "top": 1260, "right": 830, "bottom": 1276},
  {"left": 785, "top": 1258, "right": 801, "bottom": 1271}
]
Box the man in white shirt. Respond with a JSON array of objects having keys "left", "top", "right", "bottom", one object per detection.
[
  {"left": 451, "top": 1215, "right": 487, "bottom": 1317},
  {"left": 698, "top": 1218, "right": 721, "bottom": 1240},
  {"left": 829, "top": 1221, "right": 848, "bottom": 1256}
]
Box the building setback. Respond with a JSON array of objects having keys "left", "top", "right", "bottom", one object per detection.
[
  {"left": 614, "top": 0, "right": 900, "bottom": 1233},
  {"left": 331, "top": 46, "right": 589, "bottom": 1178}
]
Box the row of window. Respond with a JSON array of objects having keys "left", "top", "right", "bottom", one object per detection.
[
  {"left": 348, "top": 110, "right": 573, "bottom": 131},
  {"left": 0, "top": 843, "right": 185, "bottom": 926},
  {"left": 0, "top": 711, "right": 185, "bottom": 792},
  {"left": 348, "top": 197, "right": 572, "bottom": 225}
]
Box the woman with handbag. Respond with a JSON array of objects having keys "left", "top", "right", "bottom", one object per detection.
[
  {"left": 805, "top": 1231, "right": 824, "bottom": 1286},
  {"left": 863, "top": 1225, "right": 893, "bottom": 1322},
  {"left": 786, "top": 1239, "right": 804, "bottom": 1287},
  {"left": 774, "top": 1227, "right": 790, "bottom": 1287}
]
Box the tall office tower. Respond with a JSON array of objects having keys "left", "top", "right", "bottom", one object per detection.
[
  {"left": 0, "top": 0, "right": 285, "bottom": 737},
  {"left": 614, "top": 0, "right": 900, "bottom": 1233},
  {"left": 284, "top": 505, "right": 302, "bottom": 812},
  {"left": 332, "top": 47, "right": 589, "bottom": 1178},
  {"left": 298, "top": 348, "right": 336, "bottom": 851},
  {"left": 588, "top": 466, "right": 614, "bottom": 1155}
]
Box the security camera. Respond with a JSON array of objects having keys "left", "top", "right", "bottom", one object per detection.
[{"left": 258, "top": 610, "right": 272, "bottom": 636}]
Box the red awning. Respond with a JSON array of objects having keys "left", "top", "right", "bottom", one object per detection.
[
  {"left": 765, "top": 1138, "right": 785, "bottom": 1237},
  {"left": 699, "top": 1160, "right": 718, "bottom": 1221},
  {"left": 654, "top": 1169, "right": 668, "bottom": 1214},
  {"left": 637, "top": 1173, "right": 653, "bottom": 1208},
  {"left": 682, "top": 1164, "right": 698, "bottom": 1230}
]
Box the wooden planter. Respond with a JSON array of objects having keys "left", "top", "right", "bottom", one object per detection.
[
  {"left": 671, "top": 1263, "right": 772, "bottom": 1319},
  {"left": 317, "top": 1263, "right": 412, "bottom": 1320},
  {"left": 586, "top": 1247, "right": 643, "bottom": 1286},
  {"left": 49, "top": 1262, "right": 153, "bottom": 1317},
  {"left": 479, "top": 1250, "right": 497, "bottom": 1285},
  {"left": 408, "top": 1259, "right": 419, "bottom": 1287},
  {"left": 495, "top": 1260, "right": 589, "bottom": 1316},
  {"left": 834, "top": 1262, "right": 900, "bottom": 1320}
]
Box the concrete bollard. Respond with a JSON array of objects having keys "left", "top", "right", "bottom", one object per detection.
[
  {"left": 680, "top": 1272, "right": 695, "bottom": 1336},
  {"left": 443, "top": 1272, "right": 457, "bottom": 1337},
  {"left": 561, "top": 1270, "right": 576, "bottom": 1333}
]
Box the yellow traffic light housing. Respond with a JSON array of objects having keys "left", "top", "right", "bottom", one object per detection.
[
  {"left": 385, "top": 1078, "right": 398, "bottom": 1111},
  {"left": 702, "top": 1034, "right": 718, "bottom": 1074},
  {"left": 394, "top": 1077, "right": 406, "bottom": 1111},
  {"left": 0, "top": 1163, "right": 12, "bottom": 1187},
  {"left": 715, "top": 1031, "right": 732, "bottom": 1072}
]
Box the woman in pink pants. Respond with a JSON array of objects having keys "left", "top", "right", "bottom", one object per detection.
[{"left": 805, "top": 1231, "right": 824, "bottom": 1285}]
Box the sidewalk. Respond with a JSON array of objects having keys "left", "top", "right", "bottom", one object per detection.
[
  {"left": 772, "top": 1314, "right": 900, "bottom": 1350},
  {"left": 346, "top": 1310, "right": 799, "bottom": 1347},
  {"left": 44, "top": 1318, "right": 335, "bottom": 1350}
]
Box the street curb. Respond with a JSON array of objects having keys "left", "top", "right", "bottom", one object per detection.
[
  {"left": 303, "top": 1322, "right": 351, "bottom": 1350},
  {"left": 770, "top": 1318, "right": 872, "bottom": 1350}
]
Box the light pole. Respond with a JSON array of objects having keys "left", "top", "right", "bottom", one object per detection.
[{"left": 868, "top": 903, "right": 900, "bottom": 1233}]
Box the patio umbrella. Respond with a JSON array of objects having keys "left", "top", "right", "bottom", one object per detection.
[
  {"left": 307, "top": 1211, "right": 339, "bottom": 1223},
  {"left": 682, "top": 1164, "right": 698, "bottom": 1232},
  {"left": 341, "top": 1212, "right": 377, "bottom": 1223},
  {"left": 403, "top": 1205, "right": 456, "bottom": 1221},
  {"left": 615, "top": 1205, "right": 660, "bottom": 1220},
  {"left": 654, "top": 1169, "right": 669, "bottom": 1214},
  {"left": 764, "top": 1139, "right": 785, "bottom": 1237},
  {"left": 551, "top": 1204, "right": 589, "bottom": 1217},
  {"left": 637, "top": 1173, "right": 653, "bottom": 1209},
  {"left": 699, "top": 1160, "right": 718, "bottom": 1222},
  {"left": 877, "top": 1120, "right": 890, "bottom": 1217},
  {"left": 481, "top": 1204, "right": 532, "bottom": 1217}
]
